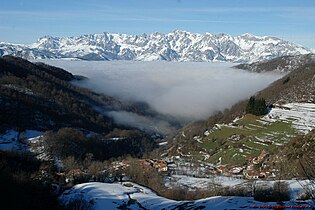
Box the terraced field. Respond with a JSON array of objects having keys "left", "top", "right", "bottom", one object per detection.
[{"left": 189, "top": 103, "right": 315, "bottom": 166}]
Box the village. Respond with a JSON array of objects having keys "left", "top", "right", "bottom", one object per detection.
[
  {"left": 170, "top": 147, "right": 277, "bottom": 179},
  {"left": 59, "top": 148, "right": 277, "bottom": 187}
]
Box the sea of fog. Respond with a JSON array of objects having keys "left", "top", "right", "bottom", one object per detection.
[{"left": 41, "top": 60, "right": 283, "bottom": 133}]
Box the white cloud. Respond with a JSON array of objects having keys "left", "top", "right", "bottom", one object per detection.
[
  {"left": 42, "top": 60, "right": 283, "bottom": 133},
  {"left": 106, "top": 111, "right": 175, "bottom": 135}
]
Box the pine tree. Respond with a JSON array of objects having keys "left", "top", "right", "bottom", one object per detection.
[{"left": 246, "top": 96, "right": 268, "bottom": 116}]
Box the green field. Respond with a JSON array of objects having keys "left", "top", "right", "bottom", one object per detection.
[{"left": 192, "top": 114, "right": 297, "bottom": 166}]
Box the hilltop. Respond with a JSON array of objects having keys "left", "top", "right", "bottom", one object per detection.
[{"left": 235, "top": 53, "right": 315, "bottom": 73}]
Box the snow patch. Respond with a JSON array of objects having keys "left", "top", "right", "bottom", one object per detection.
[
  {"left": 263, "top": 103, "right": 315, "bottom": 134},
  {"left": 60, "top": 181, "right": 314, "bottom": 210},
  {"left": 0, "top": 130, "right": 43, "bottom": 151}
]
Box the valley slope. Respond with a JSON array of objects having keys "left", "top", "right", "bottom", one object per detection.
[
  {"left": 0, "top": 56, "right": 162, "bottom": 158},
  {"left": 0, "top": 56, "right": 126, "bottom": 133},
  {"left": 165, "top": 54, "right": 315, "bottom": 177}
]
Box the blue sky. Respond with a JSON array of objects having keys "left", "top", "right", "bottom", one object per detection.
[{"left": 0, "top": 0, "right": 315, "bottom": 48}]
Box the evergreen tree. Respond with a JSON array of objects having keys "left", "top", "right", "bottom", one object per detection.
[{"left": 246, "top": 96, "right": 268, "bottom": 116}]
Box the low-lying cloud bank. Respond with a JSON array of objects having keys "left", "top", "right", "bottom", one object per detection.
[
  {"left": 106, "top": 111, "right": 175, "bottom": 135},
  {"left": 42, "top": 60, "right": 283, "bottom": 133}
]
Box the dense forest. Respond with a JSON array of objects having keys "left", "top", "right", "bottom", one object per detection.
[
  {"left": 0, "top": 56, "right": 164, "bottom": 134},
  {"left": 0, "top": 56, "right": 113, "bottom": 132}
]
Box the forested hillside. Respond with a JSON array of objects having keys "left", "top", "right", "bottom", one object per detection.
[{"left": 0, "top": 56, "right": 155, "bottom": 134}]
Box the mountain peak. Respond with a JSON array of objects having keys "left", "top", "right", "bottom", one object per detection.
[
  {"left": 32, "top": 35, "right": 60, "bottom": 49},
  {"left": 35, "top": 35, "right": 56, "bottom": 43},
  {"left": 173, "top": 29, "right": 190, "bottom": 34},
  {"left": 240, "top": 32, "right": 256, "bottom": 37},
  {"left": 0, "top": 30, "right": 312, "bottom": 63}
]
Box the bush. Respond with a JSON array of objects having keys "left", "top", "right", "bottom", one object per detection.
[
  {"left": 43, "top": 128, "right": 86, "bottom": 160},
  {"left": 227, "top": 184, "right": 253, "bottom": 197},
  {"left": 254, "top": 182, "right": 290, "bottom": 202},
  {"left": 273, "top": 181, "right": 291, "bottom": 201},
  {"left": 282, "top": 77, "right": 290, "bottom": 84}
]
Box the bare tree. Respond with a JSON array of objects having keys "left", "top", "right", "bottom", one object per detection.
[
  {"left": 298, "top": 156, "right": 315, "bottom": 199},
  {"left": 63, "top": 156, "right": 78, "bottom": 173}
]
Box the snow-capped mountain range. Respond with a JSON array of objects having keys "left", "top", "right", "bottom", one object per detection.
[{"left": 0, "top": 30, "right": 312, "bottom": 63}]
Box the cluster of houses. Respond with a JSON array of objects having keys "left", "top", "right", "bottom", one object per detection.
[
  {"left": 243, "top": 150, "right": 275, "bottom": 179},
  {"left": 144, "top": 154, "right": 276, "bottom": 180},
  {"left": 139, "top": 153, "right": 276, "bottom": 180},
  {"left": 215, "top": 150, "right": 276, "bottom": 179},
  {"left": 56, "top": 150, "right": 277, "bottom": 185},
  {"left": 143, "top": 159, "right": 169, "bottom": 172}
]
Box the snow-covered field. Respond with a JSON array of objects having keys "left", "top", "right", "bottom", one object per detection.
[
  {"left": 263, "top": 103, "right": 315, "bottom": 134},
  {"left": 60, "top": 181, "right": 314, "bottom": 210},
  {"left": 165, "top": 175, "right": 245, "bottom": 190},
  {"left": 0, "top": 130, "right": 43, "bottom": 151}
]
